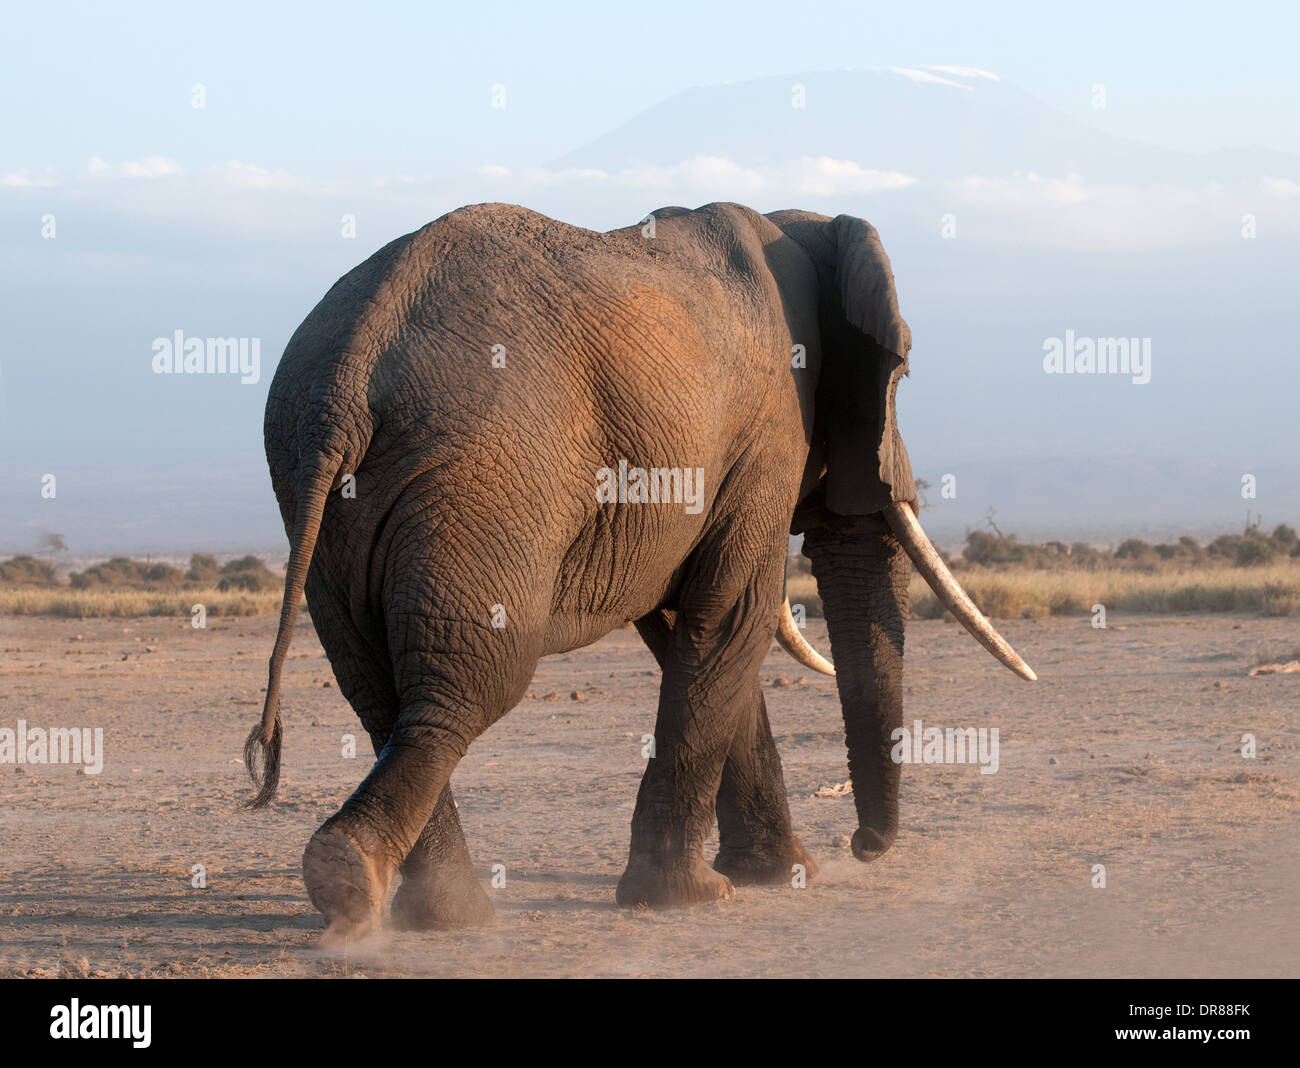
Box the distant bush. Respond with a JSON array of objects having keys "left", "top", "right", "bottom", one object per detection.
[
  {"left": 787, "top": 519, "right": 1300, "bottom": 580},
  {"left": 1271, "top": 524, "right": 1298, "bottom": 555},
  {"left": 221, "top": 554, "right": 265, "bottom": 573},
  {"left": 216, "top": 555, "right": 277, "bottom": 592},
  {"left": 70, "top": 556, "right": 153, "bottom": 589},
  {"left": 0, "top": 555, "right": 57, "bottom": 585},
  {"left": 1208, "top": 533, "right": 1278, "bottom": 567},
  {"left": 1066, "top": 543, "right": 1108, "bottom": 570},
  {"left": 963, "top": 530, "right": 1015, "bottom": 566},
  {"left": 186, "top": 553, "right": 220, "bottom": 583},
  {"left": 218, "top": 570, "right": 268, "bottom": 592},
  {"left": 950, "top": 520, "right": 1297, "bottom": 572},
  {"left": 68, "top": 555, "right": 258, "bottom": 589},
  {"left": 144, "top": 562, "right": 185, "bottom": 585},
  {"left": 1114, "top": 538, "right": 1159, "bottom": 569}
]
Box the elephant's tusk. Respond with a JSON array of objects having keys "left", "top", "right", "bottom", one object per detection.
[
  {"left": 883, "top": 502, "right": 1038, "bottom": 681},
  {"left": 776, "top": 598, "right": 836, "bottom": 676}
]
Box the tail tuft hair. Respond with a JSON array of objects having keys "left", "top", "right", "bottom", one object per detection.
[{"left": 243, "top": 715, "right": 283, "bottom": 809}]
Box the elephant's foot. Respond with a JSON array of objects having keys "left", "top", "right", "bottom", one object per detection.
[
  {"left": 713, "top": 833, "right": 819, "bottom": 886},
  {"left": 615, "top": 855, "right": 735, "bottom": 909},
  {"left": 851, "top": 826, "right": 896, "bottom": 863},
  {"left": 390, "top": 869, "right": 494, "bottom": 930},
  {"left": 302, "top": 823, "right": 394, "bottom": 944}
]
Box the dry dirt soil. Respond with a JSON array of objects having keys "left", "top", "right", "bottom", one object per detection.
[{"left": 1, "top": 612, "right": 1296, "bottom": 978}]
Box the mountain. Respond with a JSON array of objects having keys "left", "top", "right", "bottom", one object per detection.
[{"left": 558, "top": 66, "right": 1298, "bottom": 186}]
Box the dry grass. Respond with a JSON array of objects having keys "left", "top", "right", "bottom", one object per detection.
[
  {"left": 1254, "top": 640, "right": 1300, "bottom": 665},
  {"left": 786, "top": 563, "right": 1300, "bottom": 620},
  {"left": 6, "top": 563, "right": 1298, "bottom": 620},
  {"left": 0, "top": 587, "right": 290, "bottom": 618}
]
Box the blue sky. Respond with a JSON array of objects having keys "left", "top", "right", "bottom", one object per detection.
[
  {"left": 2, "top": 2, "right": 1298, "bottom": 550},
  {"left": 5, "top": 0, "right": 1298, "bottom": 179}
]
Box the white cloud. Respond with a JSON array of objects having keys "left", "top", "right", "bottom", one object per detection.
[
  {"left": 7, "top": 149, "right": 1296, "bottom": 262},
  {"left": 87, "top": 156, "right": 183, "bottom": 178},
  {"left": 218, "top": 161, "right": 298, "bottom": 189},
  {"left": 793, "top": 158, "right": 915, "bottom": 196},
  {"left": 519, "top": 164, "right": 613, "bottom": 186},
  {"left": 476, "top": 155, "right": 914, "bottom": 198},
  {"left": 617, "top": 156, "right": 767, "bottom": 193},
  {"left": 0, "top": 167, "right": 59, "bottom": 188},
  {"left": 956, "top": 171, "right": 1095, "bottom": 204},
  {"left": 1261, "top": 175, "right": 1300, "bottom": 198},
  {"left": 944, "top": 172, "right": 1300, "bottom": 250}
]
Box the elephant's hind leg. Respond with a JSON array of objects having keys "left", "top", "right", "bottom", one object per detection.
[
  {"left": 304, "top": 553, "right": 544, "bottom": 939},
  {"left": 390, "top": 784, "right": 494, "bottom": 930},
  {"left": 303, "top": 578, "right": 492, "bottom": 935}
]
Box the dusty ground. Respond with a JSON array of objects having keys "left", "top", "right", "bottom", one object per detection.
[{"left": 0, "top": 611, "right": 1296, "bottom": 978}]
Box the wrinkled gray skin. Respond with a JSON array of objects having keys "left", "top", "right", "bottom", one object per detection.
[{"left": 250, "top": 202, "right": 921, "bottom": 938}]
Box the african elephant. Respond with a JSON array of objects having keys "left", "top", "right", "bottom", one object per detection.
[{"left": 246, "top": 201, "right": 1035, "bottom": 939}]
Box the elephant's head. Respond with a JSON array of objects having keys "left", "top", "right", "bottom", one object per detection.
[{"left": 766, "top": 210, "right": 1036, "bottom": 862}]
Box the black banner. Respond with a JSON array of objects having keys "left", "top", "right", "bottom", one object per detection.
[{"left": 0, "top": 979, "right": 1282, "bottom": 1055}]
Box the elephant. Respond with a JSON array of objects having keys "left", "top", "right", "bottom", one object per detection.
[{"left": 245, "top": 201, "right": 1036, "bottom": 939}]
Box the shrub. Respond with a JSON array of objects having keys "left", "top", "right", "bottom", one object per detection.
[
  {"left": 1271, "top": 524, "right": 1298, "bottom": 551},
  {"left": 217, "top": 570, "right": 271, "bottom": 592},
  {"left": 69, "top": 556, "right": 150, "bottom": 589},
  {"left": 221, "top": 554, "right": 265, "bottom": 574},
  {"left": 1260, "top": 584, "right": 1299, "bottom": 617},
  {"left": 217, "top": 556, "right": 277, "bottom": 592},
  {"left": 963, "top": 530, "right": 1023, "bottom": 566},
  {"left": 1114, "top": 538, "right": 1160, "bottom": 569},
  {"left": 1068, "top": 543, "right": 1108, "bottom": 570},
  {"left": 143, "top": 563, "right": 184, "bottom": 586},
  {"left": 186, "top": 553, "right": 220, "bottom": 583},
  {"left": 1114, "top": 538, "right": 1150, "bottom": 559},
  {"left": 0, "top": 555, "right": 57, "bottom": 585},
  {"left": 69, "top": 557, "right": 187, "bottom": 589},
  {"left": 1234, "top": 537, "right": 1277, "bottom": 567}
]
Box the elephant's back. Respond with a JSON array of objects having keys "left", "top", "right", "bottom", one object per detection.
[{"left": 263, "top": 199, "right": 786, "bottom": 536}]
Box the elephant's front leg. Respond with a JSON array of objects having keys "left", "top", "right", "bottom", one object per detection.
[
  {"left": 617, "top": 580, "right": 779, "bottom": 908},
  {"left": 635, "top": 611, "right": 815, "bottom": 887},
  {"left": 713, "top": 681, "right": 818, "bottom": 886}
]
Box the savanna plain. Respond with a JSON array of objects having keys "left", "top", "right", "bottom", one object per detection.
[{"left": 1, "top": 545, "right": 1296, "bottom": 978}]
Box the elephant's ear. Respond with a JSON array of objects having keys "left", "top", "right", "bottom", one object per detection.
[{"left": 818, "top": 214, "right": 915, "bottom": 516}]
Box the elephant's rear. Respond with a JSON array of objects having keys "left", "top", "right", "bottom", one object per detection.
[
  {"left": 248, "top": 231, "right": 416, "bottom": 805},
  {"left": 250, "top": 205, "right": 589, "bottom": 802},
  {"left": 249, "top": 201, "right": 734, "bottom": 802}
]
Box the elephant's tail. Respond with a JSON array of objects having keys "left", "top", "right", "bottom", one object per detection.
[{"left": 243, "top": 449, "right": 343, "bottom": 808}]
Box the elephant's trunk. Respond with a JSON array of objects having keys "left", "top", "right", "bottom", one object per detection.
[{"left": 803, "top": 518, "right": 910, "bottom": 861}]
